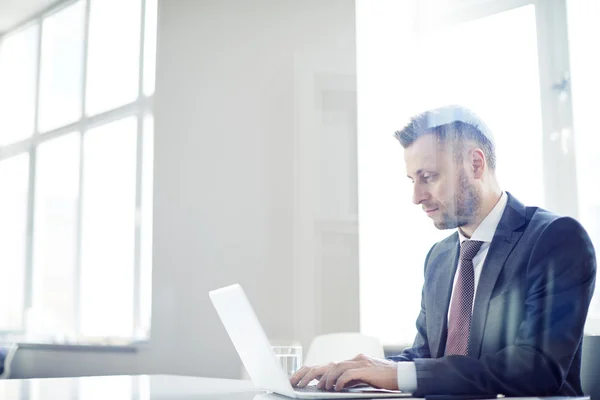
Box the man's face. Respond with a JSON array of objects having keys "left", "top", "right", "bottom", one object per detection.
[{"left": 403, "top": 134, "right": 481, "bottom": 230}]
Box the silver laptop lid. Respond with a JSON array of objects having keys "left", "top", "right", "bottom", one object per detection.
[
  {"left": 209, "top": 284, "right": 295, "bottom": 396},
  {"left": 210, "top": 284, "right": 410, "bottom": 399}
]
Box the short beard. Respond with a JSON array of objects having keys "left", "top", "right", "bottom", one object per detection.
[{"left": 434, "top": 169, "right": 481, "bottom": 230}]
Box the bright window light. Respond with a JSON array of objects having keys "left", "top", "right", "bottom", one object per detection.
[
  {"left": 86, "top": 0, "right": 142, "bottom": 116},
  {"left": 38, "top": 0, "right": 85, "bottom": 132},
  {"left": 32, "top": 133, "right": 80, "bottom": 338},
  {"left": 0, "top": 25, "right": 38, "bottom": 146},
  {"left": 357, "top": 3, "right": 543, "bottom": 345},
  {"left": 80, "top": 117, "right": 137, "bottom": 338},
  {"left": 0, "top": 154, "right": 30, "bottom": 330},
  {"left": 567, "top": 0, "right": 600, "bottom": 333}
]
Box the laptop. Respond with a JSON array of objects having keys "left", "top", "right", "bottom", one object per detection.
[{"left": 209, "top": 283, "right": 412, "bottom": 399}]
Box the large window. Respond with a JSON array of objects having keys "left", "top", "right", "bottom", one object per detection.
[
  {"left": 357, "top": 0, "right": 600, "bottom": 345},
  {"left": 0, "top": 0, "right": 157, "bottom": 343},
  {"left": 567, "top": 0, "right": 600, "bottom": 332}
]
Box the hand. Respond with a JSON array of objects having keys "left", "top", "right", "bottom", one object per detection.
[{"left": 289, "top": 354, "right": 399, "bottom": 391}]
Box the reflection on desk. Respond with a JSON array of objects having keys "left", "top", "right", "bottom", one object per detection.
[
  {"left": 0, "top": 375, "right": 593, "bottom": 400},
  {"left": 0, "top": 374, "right": 259, "bottom": 400}
]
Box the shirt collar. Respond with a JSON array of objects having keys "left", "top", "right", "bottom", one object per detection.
[{"left": 458, "top": 191, "right": 508, "bottom": 244}]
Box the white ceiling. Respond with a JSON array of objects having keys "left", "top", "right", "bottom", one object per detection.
[{"left": 0, "top": 0, "right": 62, "bottom": 34}]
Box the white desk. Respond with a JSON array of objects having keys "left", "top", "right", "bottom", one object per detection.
[
  {"left": 0, "top": 375, "right": 592, "bottom": 400},
  {"left": 0, "top": 375, "right": 259, "bottom": 400}
]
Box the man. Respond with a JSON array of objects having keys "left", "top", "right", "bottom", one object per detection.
[{"left": 290, "top": 105, "right": 596, "bottom": 396}]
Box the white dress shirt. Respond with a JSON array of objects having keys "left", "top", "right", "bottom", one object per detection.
[{"left": 396, "top": 192, "right": 508, "bottom": 392}]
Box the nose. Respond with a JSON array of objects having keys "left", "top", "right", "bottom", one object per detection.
[{"left": 412, "top": 183, "right": 429, "bottom": 205}]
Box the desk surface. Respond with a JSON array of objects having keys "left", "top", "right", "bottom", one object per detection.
[
  {"left": 0, "top": 375, "right": 258, "bottom": 400},
  {"left": 0, "top": 375, "right": 592, "bottom": 400}
]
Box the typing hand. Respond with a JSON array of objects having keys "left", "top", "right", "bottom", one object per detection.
[{"left": 289, "top": 354, "right": 399, "bottom": 391}]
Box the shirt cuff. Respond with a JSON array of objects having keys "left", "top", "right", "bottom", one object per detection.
[{"left": 396, "top": 361, "right": 418, "bottom": 393}]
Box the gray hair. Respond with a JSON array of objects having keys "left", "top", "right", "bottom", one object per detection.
[{"left": 394, "top": 105, "right": 497, "bottom": 170}]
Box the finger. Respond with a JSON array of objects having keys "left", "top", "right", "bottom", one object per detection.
[
  {"left": 316, "top": 373, "right": 328, "bottom": 389},
  {"left": 335, "top": 369, "right": 362, "bottom": 391},
  {"left": 316, "top": 365, "right": 339, "bottom": 390},
  {"left": 323, "top": 361, "right": 357, "bottom": 391},
  {"left": 315, "top": 363, "right": 345, "bottom": 390},
  {"left": 352, "top": 353, "right": 367, "bottom": 361},
  {"left": 297, "top": 364, "right": 332, "bottom": 387},
  {"left": 290, "top": 366, "right": 311, "bottom": 386}
]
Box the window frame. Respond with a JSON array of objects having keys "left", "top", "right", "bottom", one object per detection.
[{"left": 0, "top": 0, "right": 155, "bottom": 343}]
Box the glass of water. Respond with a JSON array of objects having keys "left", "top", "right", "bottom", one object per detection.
[{"left": 272, "top": 345, "right": 303, "bottom": 377}]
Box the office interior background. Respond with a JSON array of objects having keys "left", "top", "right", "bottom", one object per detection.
[{"left": 0, "top": 0, "right": 598, "bottom": 391}]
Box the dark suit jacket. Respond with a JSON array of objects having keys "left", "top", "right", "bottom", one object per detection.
[
  {"left": 389, "top": 192, "right": 596, "bottom": 396},
  {"left": 0, "top": 346, "right": 8, "bottom": 377}
]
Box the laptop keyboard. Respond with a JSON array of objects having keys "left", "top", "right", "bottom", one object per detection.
[
  {"left": 295, "top": 385, "right": 327, "bottom": 393},
  {"left": 295, "top": 385, "right": 349, "bottom": 393}
]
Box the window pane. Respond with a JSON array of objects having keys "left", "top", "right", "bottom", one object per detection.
[
  {"left": 0, "top": 154, "right": 29, "bottom": 330},
  {"left": 143, "top": 0, "right": 158, "bottom": 97},
  {"left": 0, "top": 25, "right": 38, "bottom": 146},
  {"left": 86, "top": 0, "right": 142, "bottom": 116},
  {"left": 38, "top": 1, "right": 85, "bottom": 133},
  {"left": 567, "top": 0, "right": 600, "bottom": 333},
  {"left": 80, "top": 117, "right": 137, "bottom": 337},
  {"left": 357, "top": 5, "right": 543, "bottom": 344},
  {"left": 139, "top": 115, "right": 154, "bottom": 338},
  {"left": 31, "top": 133, "right": 80, "bottom": 338}
]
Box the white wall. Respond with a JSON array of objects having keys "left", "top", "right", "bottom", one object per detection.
[{"left": 11, "top": 0, "right": 358, "bottom": 379}]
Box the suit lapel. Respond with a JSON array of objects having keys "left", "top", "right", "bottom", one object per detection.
[
  {"left": 431, "top": 237, "right": 460, "bottom": 358},
  {"left": 467, "top": 192, "right": 527, "bottom": 358}
]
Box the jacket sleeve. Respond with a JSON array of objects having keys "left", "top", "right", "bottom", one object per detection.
[
  {"left": 388, "top": 244, "right": 437, "bottom": 362},
  {"left": 413, "top": 217, "right": 596, "bottom": 396}
]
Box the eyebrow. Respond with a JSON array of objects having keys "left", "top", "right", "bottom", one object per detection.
[{"left": 406, "top": 169, "right": 424, "bottom": 180}]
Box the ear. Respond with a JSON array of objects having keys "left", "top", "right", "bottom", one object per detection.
[{"left": 470, "top": 148, "right": 486, "bottom": 179}]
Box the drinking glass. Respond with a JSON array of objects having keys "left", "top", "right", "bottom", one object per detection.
[{"left": 272, "top": 345, "right": 303, "bottom": 377}]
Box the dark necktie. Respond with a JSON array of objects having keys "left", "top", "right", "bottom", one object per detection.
[{"left": 445, "top": 239, "right": 484, "bottom": 356}]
